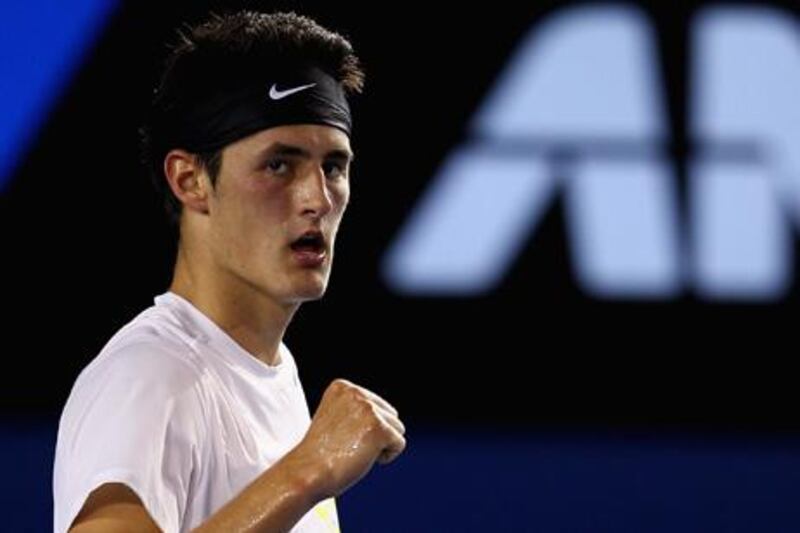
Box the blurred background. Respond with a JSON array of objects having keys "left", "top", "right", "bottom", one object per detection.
[{"left": 3, "top": 0, "right": 800, "bottom": 530}]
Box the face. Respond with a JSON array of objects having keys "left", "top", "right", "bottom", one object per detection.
[{"left": 203, "top": 124, "right": 352, "bottom": 306}]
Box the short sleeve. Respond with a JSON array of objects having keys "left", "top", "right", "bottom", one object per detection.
[{"left": 53, "top": 343, "right": 206, "bottom": 533}]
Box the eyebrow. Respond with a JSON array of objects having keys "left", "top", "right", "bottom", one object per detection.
[{"left": 260, "top": 142, "right": 355, "bottom": 163}]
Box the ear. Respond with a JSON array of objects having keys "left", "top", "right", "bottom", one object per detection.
[{"left": 163, "top": 149, "right": 211, "bottom": 215}]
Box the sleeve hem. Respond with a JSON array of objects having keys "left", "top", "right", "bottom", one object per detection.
[{"left": 60, "top": 468, "right": 174, "bottom": 533}]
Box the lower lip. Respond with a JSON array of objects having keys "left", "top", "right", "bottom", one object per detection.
[{"left": 291, "top": 249, "right": 326, "bottom": 268}]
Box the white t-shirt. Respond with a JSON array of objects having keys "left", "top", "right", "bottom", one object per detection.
[{"left": 53, "top": 291, "right": 340, "bottom": 533}]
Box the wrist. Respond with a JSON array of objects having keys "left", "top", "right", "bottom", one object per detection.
[{"left": 280, "top": 445, "right": 334, "bottom": 505}]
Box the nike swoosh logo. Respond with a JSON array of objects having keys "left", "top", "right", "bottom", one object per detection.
[{"left": 269, "top": 82, "right": 316, "bottom": 100}]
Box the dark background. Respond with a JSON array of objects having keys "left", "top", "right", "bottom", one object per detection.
[{"left": 2, "top": 1, "right": 800, "bottom": 530}]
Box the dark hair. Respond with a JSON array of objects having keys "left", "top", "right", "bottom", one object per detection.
[{"left": 139, "top": 10, "right": 364, "bottom": 231}]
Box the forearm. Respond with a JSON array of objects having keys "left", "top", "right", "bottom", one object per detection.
[{"left": 191, "top": 449, "right": 329, "bottom": 533}]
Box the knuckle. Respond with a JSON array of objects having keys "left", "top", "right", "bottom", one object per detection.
[
  {"left": 349, "top": 394, "right": 372, "bottom": 419},
  {"left": 374, "top": 415, "right": 393, "bottom": 435},
  {"left": 328, "top": 379, "right": 358, "bottom": 400},
  {"left": 349, "top": 387, "right": 368, "bottom": 404},
  {"left": 363, "top": 411, "right": 384, "bottom": 433},
  {"left": 330, "top": 378, "right": 351, "bottom": 391}
]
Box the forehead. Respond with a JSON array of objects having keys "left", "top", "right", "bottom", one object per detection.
[{"left": 228, "top": 124, "right": 352, "bottom": 158}]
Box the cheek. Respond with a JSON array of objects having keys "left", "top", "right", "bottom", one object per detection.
[
  {"left": 245, "top": 177, "right": 293, "bottom": 217},
  {"left": 215, "top": 183, "right": 287, "bottom": 244},
  {"left": 334, "top": 183, "right": 351, "bottom": 214},
  {"left": 329, "top": 189, "right": 350, "bottom": 240}
]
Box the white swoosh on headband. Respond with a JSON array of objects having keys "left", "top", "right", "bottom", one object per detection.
[{"left": 269, "top": 82, "right": 317, "bottom": 100}]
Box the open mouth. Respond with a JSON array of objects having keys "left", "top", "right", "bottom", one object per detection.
[{"left": 290, "top": 231, "right": 326, "bottom": 256}]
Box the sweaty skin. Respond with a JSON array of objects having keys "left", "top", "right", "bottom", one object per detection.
[{"left": 69, "top": 124, "right": 407, "bottom": 532}]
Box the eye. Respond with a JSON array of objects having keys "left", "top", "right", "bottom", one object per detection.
[
  {"left": 323, "top": 160, "right": 347, "bottom": 180},
  {"left": 264, "top": 158, "right": 290, "bottom": 175}
]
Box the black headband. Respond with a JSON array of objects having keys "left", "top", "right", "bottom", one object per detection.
[{"left": 157, "top": 64, "right": 351, "bottom": 155}]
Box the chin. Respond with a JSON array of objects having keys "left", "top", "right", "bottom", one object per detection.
[
  {"left": 291, "top": 279, "right": 329, "bottom": 302},
  {"left": 288, "top": 290, "right": 327, "bottom": 305},
  {"left": 278, "top": 264, "right": 332, "bottom": 303}
]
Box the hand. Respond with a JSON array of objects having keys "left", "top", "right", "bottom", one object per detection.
[{"left": 291, "top": 378, "right": 406, "bottom": 499}]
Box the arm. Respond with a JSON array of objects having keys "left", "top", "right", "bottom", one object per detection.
[{"left": 69, "top": 379, "right": 406, "bottom": 533}]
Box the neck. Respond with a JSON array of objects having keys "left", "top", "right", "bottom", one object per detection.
[{"left": 169, "top": 244, "right": 299, "bottom": 367}]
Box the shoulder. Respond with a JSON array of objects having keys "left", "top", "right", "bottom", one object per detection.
[
  {"left": 81, "top": 304, "right": 204, "bottom": 390},
  {"left": 54, "top": 300, "right": 209, "bottom": 533},
  {"left": 56, "top": 315, "right": 210, "bottom": 464},
  {"left": 63, "top": 306, "right": 208, "bottom": 420}
]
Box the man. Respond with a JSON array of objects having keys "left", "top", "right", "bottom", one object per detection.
[{"left": 53, "top": 10, "right": 406, "bottom": 532}]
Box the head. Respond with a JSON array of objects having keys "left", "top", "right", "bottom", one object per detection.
[{"left": 140, "top": 10, "right": 364, "bottom": 305}]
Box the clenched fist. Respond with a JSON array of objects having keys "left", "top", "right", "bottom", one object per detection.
[{"left": 290, "top": 379, "right": 406, "bottom": 500}]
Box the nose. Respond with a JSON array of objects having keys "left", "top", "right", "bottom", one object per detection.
[{"left": 297, "top": 166, "right": 333, "bottom": 219}]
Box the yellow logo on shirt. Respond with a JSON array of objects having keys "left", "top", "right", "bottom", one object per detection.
[{"left": 313, "top": 497, "right": 340, "bottom": 532}]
